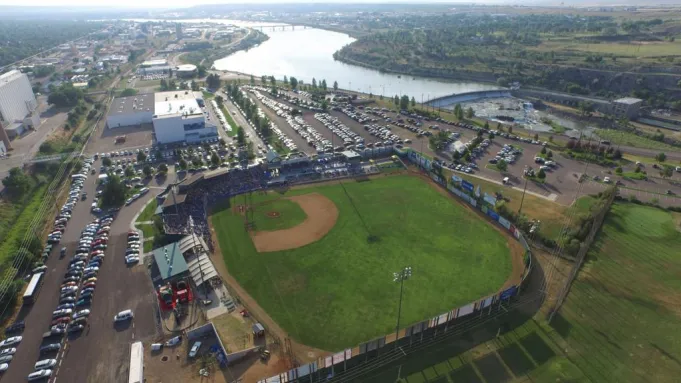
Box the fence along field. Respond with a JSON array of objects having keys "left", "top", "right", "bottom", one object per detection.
[{"left": 211, "top": 174, "right": 516, "bottom": 351}]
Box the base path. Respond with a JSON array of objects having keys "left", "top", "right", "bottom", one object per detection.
[{"left": 251, "top": 193, "right": 339, "bottom": 252}]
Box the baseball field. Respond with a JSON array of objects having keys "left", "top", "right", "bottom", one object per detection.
[{"left": 211, "top": 174, "right": 522, "bottom": 351}]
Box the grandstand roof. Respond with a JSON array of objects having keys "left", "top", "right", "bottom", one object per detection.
[
  {"left": 162, "top": 192, "right": 187, "bottom": 209},
  {"left": 187, "top": 253, "right": 218, "bottom": 287}
]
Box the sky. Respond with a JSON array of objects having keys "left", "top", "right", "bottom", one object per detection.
[{"left": 0, "top": 0, "right": 526, "bottom": 7}]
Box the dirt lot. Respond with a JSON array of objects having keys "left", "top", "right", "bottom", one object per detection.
[
  {"left": 144, "top": 341, "right": 228, "bottom": 383},
  {"left": 86, "top": 122, "right": 154, "bottom": 155},
  {"left": 248, "top": 193, "right": 339, "bottom": 252}
]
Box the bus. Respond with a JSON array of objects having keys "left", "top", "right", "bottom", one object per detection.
[
  {"left": 23, "top": 272, "right": 44, "bottom": 305},
  {"left": 129, "top": 341, "right": 143, "bottom": 383}
]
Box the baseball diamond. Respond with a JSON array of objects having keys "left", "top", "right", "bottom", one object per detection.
[{"left": 210, "top": 173, "right": 525, "bottom": 351}]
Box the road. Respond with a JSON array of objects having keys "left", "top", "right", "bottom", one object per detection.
[{"left": 217, "top": 90, "right": 268, "bottom": 150}]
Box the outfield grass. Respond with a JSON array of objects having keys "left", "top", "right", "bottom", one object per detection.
[
  {"left": 212, "top": 175, "right": 513, "bottom": 350},
  {"left": 544, "top": 203, "right": 681, "bottom": 383},
  {"left": 595, "top": 129, "right": 679, "bottom": 151},
  {"left": 251, "top": 198, "right": 307, "bottom": 231}
]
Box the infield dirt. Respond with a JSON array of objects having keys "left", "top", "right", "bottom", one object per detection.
[{"left": 249, "top": 193, "right": 339, "bottom": 252}]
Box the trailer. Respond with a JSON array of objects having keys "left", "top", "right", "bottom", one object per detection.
[{"left": 129, "top": 341, "right": 143, "bottom": 383}]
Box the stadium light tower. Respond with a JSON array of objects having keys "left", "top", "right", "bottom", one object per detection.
[{"left": 393, "top": 266, "right": 412, "bottom": 349}]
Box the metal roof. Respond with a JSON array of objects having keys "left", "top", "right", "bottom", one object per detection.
[
  {"left": 186, "top": 252, "right": 218, "bottom": 287},
  {"left": 152, "top": 241, "right": 189, "bottom": 281},
  {"left": 613, "top": 97, "right": 643, "bottom": 105}
]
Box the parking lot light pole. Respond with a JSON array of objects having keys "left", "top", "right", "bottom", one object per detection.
[{"left": 393, "top": 266, "right": 412, "bottom": 349}]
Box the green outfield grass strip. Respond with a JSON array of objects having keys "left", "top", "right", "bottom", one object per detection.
[
  {"left": 212, "top": 175, "right": 513, "bottom": 350},
  {"left": 545, "top": 203, "right": 681, "bottom": 382}
]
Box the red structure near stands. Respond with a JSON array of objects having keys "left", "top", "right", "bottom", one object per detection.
[{"left": 157, "top": 280, "right": 193, "bottom": 311}]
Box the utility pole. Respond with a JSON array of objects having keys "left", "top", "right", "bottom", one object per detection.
[
  {"left": 518, "top": 176, "right": 529, "bottom": 216},
  {"left": 393, "top": 266, "right": 412, "bottom": 349}
]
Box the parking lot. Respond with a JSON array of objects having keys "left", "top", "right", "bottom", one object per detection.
[{"left": 0, "top": 158, "right": 164, "bottom": 383}]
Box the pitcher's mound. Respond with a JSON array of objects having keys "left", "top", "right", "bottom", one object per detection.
[
  {"left": 251, "top": 193, "right": 338, "bottom": 252},
  {"left": 267, "top": 211, "right": 281, "bottom": 218}
]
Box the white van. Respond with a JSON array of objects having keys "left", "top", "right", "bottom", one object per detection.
[
  {"left": 34, "top": 359, "right": 57, "bottom": 370},
  {"left": 28, "top": 369, "right": 52, "bottom": 381},
  {"left": 114, "top": 309, "right": 134, "bottom": 322},
  {"left": 502, "top": 177, "right": 510, "bottom": 184}
]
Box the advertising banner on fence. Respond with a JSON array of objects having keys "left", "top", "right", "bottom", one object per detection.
[
  {"left": 469, "top": 198, "right": 477, "bottom": 207},
  {"left": 483, "top": 193, "right": 497, "bottom": 206},
  {"left": 345, "top": 349, "right": 352, "bottom": 361},
  {"left": 475, "top": 185, "right": 481, "bottom": 198},
  {"left": 498, "top": 216, "right": 512, "bottom": 230},
  {"left": 462, "top": 180, "right": 474, "bottom": 192},
  {"left": 487, "top": 209, "right": 499, "bottom": 221},
  {"left": 451, "top": 174, "right": 462, "bottom": 184},
  {"left": 325, "top": 356, "right": 333, "bottom": 368},
  {"left": 333, "top": 351, "right": 345, "bottom": 365},
  {"left": 438, "top": 312, "right": 449, "bottom": 325},
  {"left": 482, "top": 296, "right": 493, "bottom": 308},
  {"left": 500, "top": 286, "right": 518, "bottom": 300},
  {"left": 511, "top": 225, "right": 521, "bottom": 239},
  {"left": 458, "top": 303, "right": 476, "bottom": 317}
]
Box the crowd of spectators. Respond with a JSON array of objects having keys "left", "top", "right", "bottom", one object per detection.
[{"left": 162, "top": 165, "right": 269, "bottom": 249}]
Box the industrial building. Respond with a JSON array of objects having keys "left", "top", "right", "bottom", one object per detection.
[
  {"left": 106, "top": 91, "right": 217, "bottom": 145},
  {"left": 106, "top": 93, "right": 155, "bottom": 129},
  {"left": 0, "top": 70, "right": 39, "bottom": 138},
  {"left": 175, "top": 64, "right": 197, "bottom": 78},
  {"left": 137, "top": 59, "right": 171, "bottom": 76},
  {"left": 612, "top": 97, "right": 643, "bottom": 119}
]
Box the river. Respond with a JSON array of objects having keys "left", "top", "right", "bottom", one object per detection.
[{"left": 132, "top": 18, "right": 499, "bottom": 100}]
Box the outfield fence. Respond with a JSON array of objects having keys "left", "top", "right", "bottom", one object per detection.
[{"left": 256, "top": 149, "right": 535, "bottom": 383}]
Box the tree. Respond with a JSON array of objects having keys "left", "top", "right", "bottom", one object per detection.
[
  {"left": 206, "top": 74, "right": 221, "bottom": 89},
  {"left": 393, "top": 95, "right": 399, "bottom": 106},
  {"left": 191, "top": 80, "right": 199, "bottom": 91},
  {"left": 120, "top": 88, "right": 137, "bottom": 97},
  {"left": 613, "top": 149, "right": 622, "bottom": 160},
  {"left": 483, "top": 121, "right": 489, "bottom": 130},
  {"left": 321, "top": 99, "right": 328, "bottom": 111},
  {"left": 508, "top": 126, "right": 513, "bottom": 134},
  {"left": 250, "top": 75, "right": 255, "bottom": 85},
  {"left": 143, "top": 165, "right": 152, "bottom": 178},
  {"left": 533, "top": 133, "right": 539, "bottom": 141},
  {"left": 661, "top": 165, "right": 674, "bottom": 179},
  {"left": 101, "top": 174, "right": 126, "bottom": 207},
  {"left": 537, "top": 168, "right": 546, "bottom": 180},
  {"left": 411, "top": 96, "right": 416, "bottom": 107},
  {"left": 615, "top": 166, "right": 623, "bottom": 174},
  {"left": 124, "top": 166, "right": 135, "bottom": 178},
  {"left": 211, "top": 153, "right": 220, "bottom": 166},
  {"left": 2, "top": 167, "right": 32, "bottom": 201},
  {"left": 137, "top": 152, "right": 147, "bottom": 162},
  {"left": 465, "top": 107, "right": 474, "bottom": 118},
  {"left": 656, "top": 152, "right": 666, "bottom": 162},
  {"left": 283, "top": 75, "right": 288, "bottom": 86},
  {"left": 541, "top": 147, "right": 547, "bottom": 155},
  {"left": 160, "top": 79, "right": 168, "bottom": 91},
  {"left": 333, "top": 81, "right": 338, "bottom": 91},
  {"left": 496, "top": 159, "right": 508, "bottom": 172},
  {"left": 312, "top": 78, "right": 317, "bottom": 88},
  {"left": 158, "top": 163, "right": 168, "bottom": 174},
  {"left": 321, "top": 79, "right": 327, "bottom": 91},
  {"left": 178, "top": 159, "right": 187, "bottom": 170},
  {"left": 102, "top": 157, "right": 112, "bottom": 167},
  {"left": 454, "top": 104, "right": 463, "bottom": 120},
  {"left": 290, "top": 77, "right": 298, "bottom": 90},
  {"left": 236, "top": 126, "right": 246, "bottom": 146},
  {"left": 400, "top": 95, "right": 410, "bottom": 110},
  {"left": 547, "top": 150, "right": 553, "bottom": 159},
  {"left": 215, "top": 95, "right": 224, "bottom": 106},
  {"left": 634, "top": 165, "right": 642, "bottom": 173},
  {"left": 489, "top": 132, "right": 495, "bottom": 139}
]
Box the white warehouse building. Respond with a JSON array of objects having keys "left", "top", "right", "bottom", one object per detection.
[
  {"left": 106, "top": 91, "right": 217, "bottom": 145},
  {"left": 153, "top": 91, "right": 217, "bottom": 144},
  {"left": 0, "top": 70, "right": 37, "bottom": 122}
]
